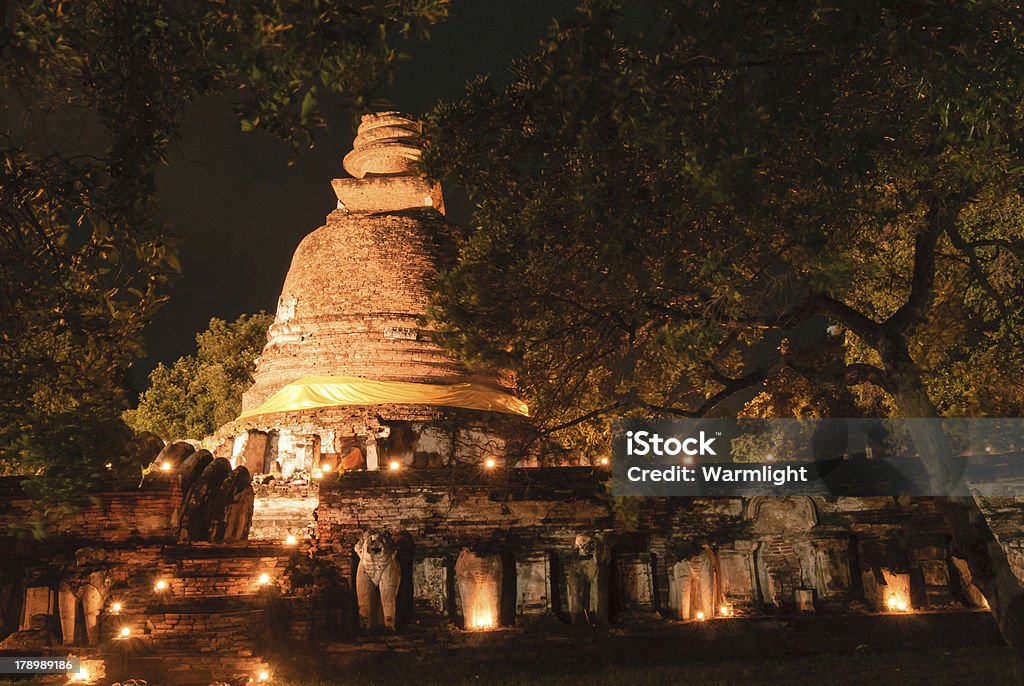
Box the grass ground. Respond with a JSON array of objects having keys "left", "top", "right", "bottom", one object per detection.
[
  {"left": 0, "top": 612, "right": 1016, "bottom": 685},
  {"left": 274, "top": 612, "right": 1018, "bottom": 686},
  {"left": 280, "top": 646, "right": 1016, "bottom": 686}
]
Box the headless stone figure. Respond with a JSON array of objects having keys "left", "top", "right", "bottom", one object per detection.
[
  {"left": 454, "top": 549, "right": 502, "bottom": 629},
  {"left": 566, "top": 533, "right": 609, "bottom": 625},
  {"left": 58, "top": 549, "right": 112, "bottom": 646},
  {"left": 671, "top": 549, "right": 716, "bottom": 620}
]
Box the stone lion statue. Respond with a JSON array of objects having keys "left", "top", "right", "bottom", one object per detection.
[
  {"left": 566, "top": 533, "right": 610, "bottom": 625},
  {"left": 354, "top": 529, "right": 401, "bottom": 630}
]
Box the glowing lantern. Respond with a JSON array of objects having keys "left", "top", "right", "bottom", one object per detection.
[
  {"left": 719, "top": 605, "right": 731, "bottom": 617},
  {"left": 109, "top": 601, "right": 122, "bottom": 614},
  {"left": 154, "top": 579, "right": 168, "bottom": 592},
  {"left": 258, "top": 573, "right": 271, "bottom": 586},
  {"left": 484, "top": 458, "right": 496, "bottom": 469},
  {"left": 258, "top": 671, "right": 270, "bottom": 682},
  {"left": 284, "top": 534, "right": 297, "bottom": 546},
  {"left": 160, "top": 461, "right": 172, "bottom": 472},
  {"left": 388, "top": 460, "right": 401, "bottom": 471},
  {"left": 321, "top": 463, "right": 332, "bottom": 472},
  {"left": 119, "top": 626, "right": 131, "bottom": 638},
  {"left": 695, "top": 611, "right": 705, "bottom": 621},
  {"left": 599, "top": 457, "right": 609, "bottom": 466}
]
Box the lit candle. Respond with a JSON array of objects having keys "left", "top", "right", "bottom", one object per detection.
[{"left": 696, "top": 611, "right": 705, "bottom": 621}]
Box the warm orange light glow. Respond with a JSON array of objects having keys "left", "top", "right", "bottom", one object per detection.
[
  {"left": 484, "top": 458, "right": 496, "bottom": 469},
  {"left": 154, "top": 579, "right": 168, "bottom": 591},
  {"left": 69, "top": 666, "right": 90, "bottom": 683},
  {"left": 719, "top": 605, "right": 731, "bottom": 616},
  {"left": 388, "top": 460, "right": 401, "bottom": 471},
  {"left": 886, "top": 595, "right": 910, "bottom": 612},
  {"left": 119, "top": 626, "right": 131, "bottom": 638},
  {"left": 284, "top": 534, "right": 297, "bottom": 546},
  {"left": 321, "top": 463, "right": 332, "bottom": 472},
  {"left": 312, "top": 469, "right": 323, "bottom": 480},
  {"left": 258, "top": 671, "right": 270, "bottom": 682},
  {"left": 110, "top": 601, "right": 122, "bottom": 614},
  {"left": 471, "top": 610, "right": 494, "bottom": 629},
  {"left": 160, "top": 461, "right": 172, "bottom": 472},
  {"left": 696, "top": 611, "right": 705, "bottom": 621},
  {"left": 599, "top": 457, "right": 609, "bottom": 466},
  {"left": 258, "top": 573, "right": 271, "bottom": 585}
]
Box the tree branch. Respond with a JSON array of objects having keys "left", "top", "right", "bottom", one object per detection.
[
  {"left": 884, "top": 203, "right": 948, "bottom": 338},
  {"left": 843, "top": 363, "right": 891, "bottom": 393}
]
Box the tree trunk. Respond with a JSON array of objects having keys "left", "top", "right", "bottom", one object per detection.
[{"left": 885, "top": 345, "right": 1024, "bottom": 665}]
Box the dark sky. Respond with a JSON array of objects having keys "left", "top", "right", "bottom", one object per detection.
[{"left": 142, "top": 1, "right": 577, "bottom": 384}]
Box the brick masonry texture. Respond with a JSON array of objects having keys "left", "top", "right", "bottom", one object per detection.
[{"left": 242, "top": 209, "right": 505, "bottom": 413}]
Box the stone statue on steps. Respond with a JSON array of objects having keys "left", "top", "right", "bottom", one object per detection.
[
  {"left": 354, "top": 530, "right": 401, "bottom": 630},
  {"left": 566, "top": 533, "right": 610, "bottom": 625},
  {"left": 207, "top": 466, "right": 254, "bottom": 543},
  {"left": 179, "top": 456, "right": 231, "bottom": 542}
]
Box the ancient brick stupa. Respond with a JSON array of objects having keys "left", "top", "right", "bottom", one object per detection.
[{"left": 217, "top": 113, "right": 530, "bottom": 478}]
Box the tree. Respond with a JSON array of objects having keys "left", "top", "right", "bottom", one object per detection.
[
  {"left": 125, "top": 312, "right": 274, "bottom": 440},
  {"left": 423, "top": 0, "right": 1024, "bottom": 659},
  {"left": 0, "top": 1, "right": 449, "bottom": 506}
]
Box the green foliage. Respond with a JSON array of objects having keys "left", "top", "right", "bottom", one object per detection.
[
  {"left": 423, "top": 0, "right": 1024, "bottom": 451},
  {"left": 125, "top": 312, "right": 274, "bottom": 440},
  {"left": 0, "top": 0, "right": 448, "bottom": 509}
]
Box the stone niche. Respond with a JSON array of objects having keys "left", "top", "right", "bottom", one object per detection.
[
  {"left": 412, "top": 557, "right": 449, "bottom": 615},
  {"left": 716, "top": 541, "right": 761, "bottom": 610},
  {"left": 615, "top": 553, "right": 656, "bottom": 613},
  {"left": 516, "top": 553, "right": 552, "bottom": 616},
  {"left": 745, "top": 496, "right": 853, "bottom": 610}
]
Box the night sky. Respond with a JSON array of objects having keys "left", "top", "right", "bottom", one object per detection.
[{"left": 141, "top": 2, "right": 577, "bottom": 385}]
